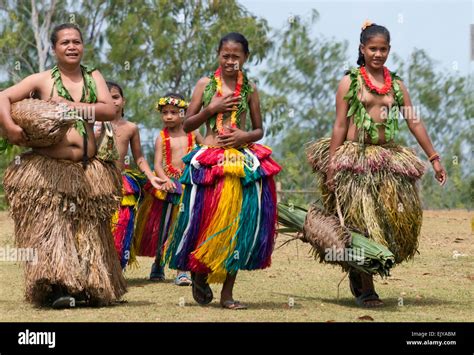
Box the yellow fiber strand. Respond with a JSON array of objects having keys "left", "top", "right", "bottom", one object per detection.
[
  {"left": 121, "top": 194, "right": 137, "bottom": 207},
  {"left": 192, "top": 175, "right": 242, "bottom": 283},
  {"left": 111, "top": 210, "right": 119, "bottom": 233},
  {"left": 223, "top": 148, "right": 245, "bottom": 177}
]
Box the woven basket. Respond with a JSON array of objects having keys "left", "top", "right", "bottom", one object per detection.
[
  {"left": 9, "top": 98, "right": 79, "bottom": 148},
  {"left": 302, "top": 204, "right": 352, "bottom": 264}
]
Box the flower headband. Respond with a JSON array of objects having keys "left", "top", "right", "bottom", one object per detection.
[
  {"left": 361, "top": 19, "right": 373, "bottom": 31},
  {"left": 155, "top": 96, "right": 189, "bottom": 111}
]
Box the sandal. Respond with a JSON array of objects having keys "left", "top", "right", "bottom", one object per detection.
[
  {"left": 191, "top": 272, "right": 213, "bottom": 305},
  {"left": 50, "top": 284, "right": 75, "bottom": 309},
  {"left": 175, "top": 273, "right": 192, "bottom": 286},
  {"left": 355, "top": 291, "right": 384, "bottom": 308},
  {"left": 221, "top": 300, "right": 247, "bottom": 310},
  {"left": 52, "top": 296, "right": 75, "bottom": 309},
  {"left": 149, "top": 262, "right": 165, "bottom": 281}
]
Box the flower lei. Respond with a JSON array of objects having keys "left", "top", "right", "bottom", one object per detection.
[
  {"left": 359, "top": 66, "right": 392, "bottom": 95},
  {"left": 161, "top": 128, "right": 195, "bottom": 179},
  {"left": 202, "top": 67, "right": 253, "bottom": 133},
  {"left": 155, "top": 97, "right": 189, "bottom": 111},
  {"left": 214, "top": 67, "right": 242, "bottom": 134},
  {"left": 344, "top": 67, "right": 404, "bottom": 144}
]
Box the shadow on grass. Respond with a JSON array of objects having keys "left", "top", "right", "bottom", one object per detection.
[
  {"left": 125, "top": 277, "right": 175, "bottom": 287},
  {"left": 269, "top": 291, "right": 460, "bottom": 311},
  {"left": 197, "top": 301, "right": 305, "bottom": 310},
  {"left": 116, "top": 300, "right": 155, "bottom": 307},
  {"left": 321, "top": 296, "right": 460, "bottom": 310}
]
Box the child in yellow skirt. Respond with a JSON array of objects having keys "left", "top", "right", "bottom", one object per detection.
[{"left": 134, "top": 93, "right": 202, "bottom": 285}]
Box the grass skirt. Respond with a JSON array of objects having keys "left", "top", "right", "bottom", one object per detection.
[
  {"left": 133, "top": 180, "right": 182, "bottom": 261},
  {"left": 111, "top": 170, "right": 146, "bottom": 269},
  {"left": 163, "top": 144, "right": 281, "bottom": 283},
  {"left": 2, "top": 151, "right": 126, "bottom": 306},
  {"left": 306, "top": 138, "right": 426, "bottom": 263}
]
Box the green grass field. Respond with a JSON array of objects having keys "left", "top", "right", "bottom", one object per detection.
[{"left": 0, "top": 210, "right": 472, "bottom": 322}]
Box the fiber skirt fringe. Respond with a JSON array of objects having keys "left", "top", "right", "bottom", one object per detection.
[
  {"left": 2, "top": 151, "right": 126, "bottom": 306},
  {"left": 306, "top": 137, "right": 426, "bottom": 263},
  {"left": 133, "top": 180, "right": 182, "bottom": 260},
  {"left": 111, "top": 170, "right": 146, "bottom": 269},
  {"left": 163, "top": 144, "right": 281, "bottom": 284}
]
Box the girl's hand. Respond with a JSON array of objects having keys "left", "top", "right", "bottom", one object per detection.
[
  {"left": 217, "top": 127, "right": 248, "bottom": 148},
  {"left": 209, "top": 93, "right": 241, "bottom": 115},
  {"left": 148, "top": 175, "right": 168, "bottom": 190},
  {"left": 432, "top": 160, "right": 447, "bottom": 186},
  {"left": 158, "top": 177, "right": 176, "bottom": 192}
]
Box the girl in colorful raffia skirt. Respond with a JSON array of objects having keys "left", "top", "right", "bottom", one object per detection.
[
  {"left": 134, "top": 93, "right": 202, "bottom": 285},
  {"left": 306, "top": 21, "right": 447, "bottom": 308},
  {"left": 162, "top": 33, "right": 281, "bottom": 309}
]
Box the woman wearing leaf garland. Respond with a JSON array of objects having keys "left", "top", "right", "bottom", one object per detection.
[
  {"left": 0, "top": 24, "right": 126, "bottom": 308},
  {"left": 307, "top": 21, "right": 447, "bottom": 307},
  {"left": 163, "top": 33, "right": 281, "bottom": 309}
]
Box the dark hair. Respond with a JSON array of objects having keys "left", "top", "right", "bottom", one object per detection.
[
  {"left": 158, "top": 92, "right": 187, "bottom": 114},
  {"left": 106, "top": 81, "right": 125, "bottom": 117},
  {"left": 357, "top": 24, "right": 390, "bottom": 66},
  {"left": 218, "top": 32, "right": 249, "bottom": 55},
  {"left": 164, "top": 92, "right": 185, "bottom": 101},
  {"left": 50, "top": 23, "right": 84, "bottom": 47}
]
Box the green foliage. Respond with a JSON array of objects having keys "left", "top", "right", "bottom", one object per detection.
[
  {"left": 101, "top": 0, "right": 271, "bottom": 127},
  {"left": 392, "top": 51, "right": 473, "bottom": 209},
  {"left": 260, "top": 12, "right": 348, "bottom": 203},
  {"left": 0, "top": 2, "right": 471, "bottom": 211}
]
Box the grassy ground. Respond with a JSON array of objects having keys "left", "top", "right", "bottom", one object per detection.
[{"left": 0, "top": 210, "right": 472, "bottom": 322}]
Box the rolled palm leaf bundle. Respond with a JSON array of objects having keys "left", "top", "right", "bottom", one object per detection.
[
  {"left": 277, "top": 202, "right": 395, "bottom": 277},
  {"left": 1, "top": 98, "right": 79, "bottom": 148}
]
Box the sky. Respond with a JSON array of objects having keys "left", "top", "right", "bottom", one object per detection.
[{"left": 239, "top": 0, "right": 473, "bottom": 75}]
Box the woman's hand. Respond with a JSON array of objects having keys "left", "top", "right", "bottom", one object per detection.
[
  {"left": 432, "top": 160, "right": 447, "bottom": 186},
  {"left": 208, "top": 93, "right": 241, "bottom": 115},
  {"left": 48, "top": 97, "right": 78, "bottom": 113},
  {"left": 4, "top": 122, "right": 27, "bottom": 146},
  {"left": 217, "top": 127, "right": 248, "bottom": 148},
  {"left": 325, "top": 161, "right": 336, "bottom": 192},
  {"left": 48, "top": 96, "right": 71, "bottom": 105}
]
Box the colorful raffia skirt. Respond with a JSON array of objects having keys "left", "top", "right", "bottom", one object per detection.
[
  {"left": 2, "top": 151, "right": 126, "bottom": 306},
  {"left": 163, "top": 144, "right": 282, "bottom": 283},
  {"left": 111, "top": 170, "right": 146, "bottom": 269},
  {"left": 133, "top": 180, "right": 182, "bottom": 260},
  {"left": 306, "top": 137, "right": 427, "bottom": 263}
]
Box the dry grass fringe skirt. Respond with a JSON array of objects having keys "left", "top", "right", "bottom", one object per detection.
[
  {"left": 306, "top": 138, "right": 426, "bottom": 263},
  {"left": 2, "top": 151, "right": 127, "bottom": 306}
]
